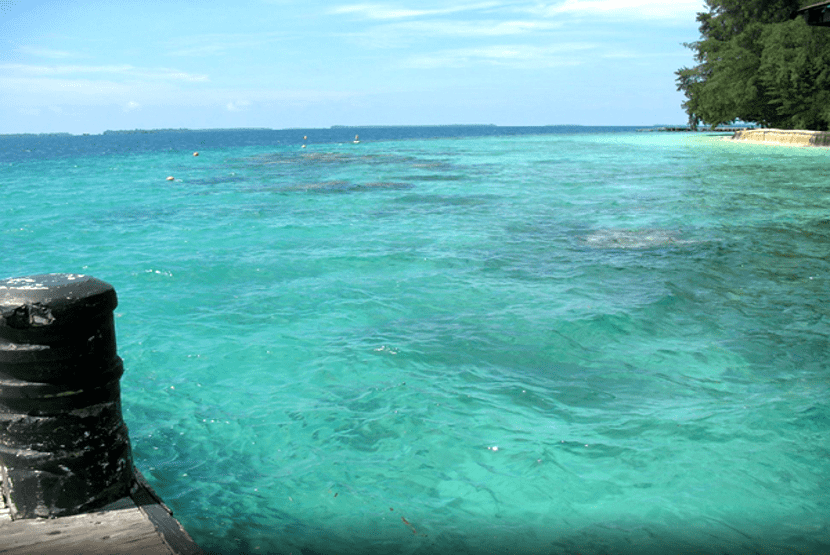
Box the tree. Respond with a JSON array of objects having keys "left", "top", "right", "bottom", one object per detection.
[
  {"left": 677, "top": 0, "right": 830, "bottom": 130},
  {"left": 757, "top": 19, "right": 830, "bottom": 129}
]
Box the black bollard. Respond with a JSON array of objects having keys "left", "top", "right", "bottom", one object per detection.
[{"left": 0, "top": 274, "right": 134, "bottom": 519}]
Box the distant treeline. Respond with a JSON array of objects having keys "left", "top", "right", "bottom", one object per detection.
[
  {"left": 1, "top": 132, "right": 73, "bottom": 137},
  {"left": 329, "top": 124, "right": 498, "bottom": 129},
  {"left": 102, "top": 128, "right": 272, "bottom": 135},
  {"left": 677, "top": 0, "right": 830, "bottom": 131}
]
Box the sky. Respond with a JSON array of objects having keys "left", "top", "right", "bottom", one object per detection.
[{"left": 0, "top": 0, "right": 706, "bottom": 134}]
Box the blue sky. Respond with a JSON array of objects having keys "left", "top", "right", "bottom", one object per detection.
[{"left": 1, "top": 0, "right": 705, "bottom": 134}]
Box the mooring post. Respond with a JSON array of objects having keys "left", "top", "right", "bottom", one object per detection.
[{"left": 0, "top": 274, "right": 134, "bottom": 519}]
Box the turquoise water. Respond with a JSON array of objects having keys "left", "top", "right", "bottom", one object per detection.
[{"left": 2, "top": 128, "right": 828, "bottom": 554}]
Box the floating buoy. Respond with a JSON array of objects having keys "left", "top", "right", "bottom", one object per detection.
[
  {"left": 166, "top": 176, "right": 175, "bottom": 181},
  {"left": 193, "top": 152, "right": 199, "bottom": 157}
]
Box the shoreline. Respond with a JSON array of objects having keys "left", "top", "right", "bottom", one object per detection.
[{"left": 730, "top": 128, "right": 830, "bottom": 147}]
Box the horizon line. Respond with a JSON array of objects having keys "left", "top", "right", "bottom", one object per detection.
[{"left": 1, "top": 123, "right": 690, "bottom": 138}]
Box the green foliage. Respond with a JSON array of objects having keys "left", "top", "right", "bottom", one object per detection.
[
  {"left": 677, "top": 0, "right": 830, "bottom": 130},
  {"left": 758, "top": 19, "right": 830, "bottom": 129}
]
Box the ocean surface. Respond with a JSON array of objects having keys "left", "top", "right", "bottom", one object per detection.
[{"left": 2, "top": 126, "right": 828, "bottom": 555}]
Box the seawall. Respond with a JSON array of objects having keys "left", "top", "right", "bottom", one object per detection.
[{"left": 731, "top": 128, "right": 830, "bottom": 146}]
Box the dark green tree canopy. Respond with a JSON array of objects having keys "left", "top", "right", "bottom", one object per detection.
[{"left": 677, "top": 0, "right": 830, "bottom": 130}]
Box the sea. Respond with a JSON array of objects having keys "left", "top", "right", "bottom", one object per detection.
[{"left": 2, "top": 126, "right": 828, "bottom": 555}]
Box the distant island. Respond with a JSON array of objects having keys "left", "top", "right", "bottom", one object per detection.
[
  {"left": 329, "top": 124, "right": 498, "bottom": 129},
  {"left": 3, "top": 125, "right": 645, "bottom": 139},
  {"left": 102, "top": 128, "right": 273, "bottom": 135},
  {"left": 0, "top": 132, "right": 74, "bottom": 138}
]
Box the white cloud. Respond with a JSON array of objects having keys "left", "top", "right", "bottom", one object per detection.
[
  {"left": 404, "top": 43, "right": 596, "bottom": 69},
  {"left": 0, "top": 65, "right": 363, "bottom": 113},
  {"left": 545, "top": 0, "right": 704, "bottom": 21},
  {"left": 381, "top": 18, "right": 562, "bottom": 38},
  {"left": 161, "top": 71, "right": 209, "bottom": 82},
  {"left": 163, "top": 32, "right": 290, "bottom": 58},
  {"left": 0, "top": 63, "right": 132, "bottom": 75},
  {"left": 226, "top": 100, "right": 252, "bottom": 112},
  {"left": 329, "top": 2, "right": 500, "bottom": 20},
  {"left": 1, "top": 76, "right": 130, "bottom": 102},
  {"left": 0, "top": 63, "right": 208, "bottom": 82},
  {"left": 340, "top": 17, "right": 564, "bottom": 49},
  {"left": 330, "top": 0, "right": 703, "bottom": 24},
  {"left": 0, "top": 73, "right": 202, "bottom": 110},
  {"left": 331, "top": 4, "right": 433, "bottom": 19},
  {"left": 16, "top": 46, "right": 76, "bottom": 59}
]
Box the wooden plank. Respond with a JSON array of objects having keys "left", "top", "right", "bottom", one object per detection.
[
  {"left": 0, "top": 502, "right": 173, "bottom": 555},
  {"left": 0, "top": 470, "right": 203, "bottom": 555}
]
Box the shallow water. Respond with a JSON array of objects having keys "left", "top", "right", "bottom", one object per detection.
[{"left": 2, "top": 128, "right": 828, "bottom": 554}]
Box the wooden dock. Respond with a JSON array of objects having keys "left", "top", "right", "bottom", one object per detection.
[
  {"left": 0, "top": 275, "right": 204, "bottom": 555},
  {"left": 0, "top": 470, "right": 203, "bottom": 555}
]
